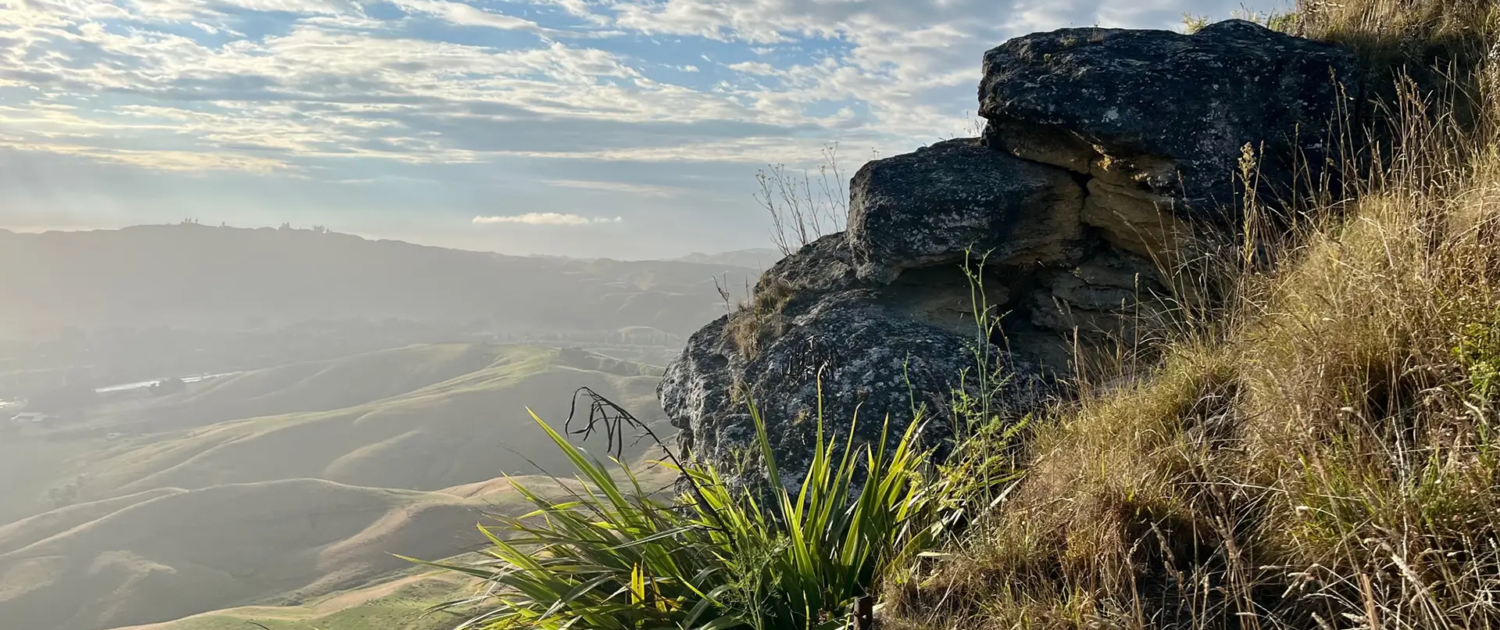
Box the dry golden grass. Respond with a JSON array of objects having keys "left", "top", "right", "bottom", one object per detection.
[
  {"left": 885, "top": 2, "right": 1500, "bottom": 628},
  {"left": 1295, "top": 0, "right": 1497, "bottom": 68},
  {"left": 725, "top": 277, "right": 803, "bottom": 359}
]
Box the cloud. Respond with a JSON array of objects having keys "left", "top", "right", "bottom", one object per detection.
[
  {"left": 727, "top": 61, "right": 778, "bottom": 75},
  {"left": 0, "top": 0, "right": 1272, "bottom": 180},
  {"left": 387, "top": 0, "right": 622, "bottom": 37},
  {"left": 543, "top": 179, "right": 686, "bottom": 197},
  {"left": 472, "top": 212, "right": 624, "bottom": 226},
  {"left": 391, "top": 0, "right": 547, "bottom": 31},
  {"left": 0, "top": 0, "right": 1282, "bottom": 258}
]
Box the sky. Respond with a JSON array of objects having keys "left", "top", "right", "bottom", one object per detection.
[{"left": 0, "top": 0, "right": 1281, "bottom": 260}]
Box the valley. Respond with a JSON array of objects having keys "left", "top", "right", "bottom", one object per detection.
[
  {"left": 0, "top": 226, "right": 748, "bottom": 630},
  {"left": 0, "top": 342, "right": 681, "bottom": 630}
]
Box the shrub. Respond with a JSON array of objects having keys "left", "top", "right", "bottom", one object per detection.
[{"left": 425, "top": 389, "right": 1013, "bottom": 630}]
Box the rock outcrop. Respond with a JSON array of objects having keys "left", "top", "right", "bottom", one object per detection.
[
  {"left": 847, "top": 139, "right": 1084, "bottom": 283},
  {"left": 981, "top": 20, "right": 1360, "bottom": 222},
  {"left": 660, "top": 20, "right": 1361, "bottom": 485}
]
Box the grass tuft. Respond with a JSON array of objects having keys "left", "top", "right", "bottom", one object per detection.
[{"left": 725, "top": 278, "right": 802, "bottom": 359}]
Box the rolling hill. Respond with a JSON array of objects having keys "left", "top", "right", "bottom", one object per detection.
[
  {"left": 0, "top": 342, "right": 680, "bottom": 630},
  {"left": 0, "top": 343, "right": 667, "bottom": 521},
  {"left": 0, "top": 478, "right": 527, "bottom": 630},
  {"left": 0, "top": 489, "right": 187, "bottom": 557},
  {"left": 0, "top": 224, "right": 756, "bottom": 340},
  {"left": 671, "top": 247, "right": 782, "bottom": 271},
  {"left": 95, "top": 343, "right": 531, "bottom": 434},
  {"left": 111, "top": 455, "right": 681, "bottom": 630},
  {"left": 112, "top": 571, "right": 479, "bottom": 630},
  {"left": 75, "top": 345, "right": 666, "bottom": 498}
]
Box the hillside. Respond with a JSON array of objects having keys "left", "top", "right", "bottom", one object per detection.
[
  {"left": 0, "top": 489, "right": 187, "bottom": 556},
  {"left": 0, "top": 344, "right": 605, "bottom": 524},
  {"left": 0, "top": 342, "right": 676, "bottom": 630},
  {"left": 0, "top": 344, "right": 666, "bottom": 518},
  {"left": 671, "top": 248, "right": 782, "bottom": 271},
  {"left": 407, "top": 4, "right": 1500, "bottom": 630},
  {"left": 112, "top": 572, "right": 478, "bottom": 630},
  {"left": 0, "top": 224, "right": 752, "bottom": 340},
  {"left": 94, "top": 343, "right": 527, "bottom": 434},
  {"left": 72, "top": 345, "right": 664, "bottom": 498},
  {"left": 0, "top": 478, "right": 527, "bottom": 630}
]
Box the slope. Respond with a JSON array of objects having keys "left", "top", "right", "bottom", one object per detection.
[
  {"left": 0, "top": 477, "right": 516, "bottom": 630},
  {"left": 100, "top": 343, "right": 518, "bottom": 433},
  {"left": 0, "top": 478, "right": 534, "bottom": 630},
  {"left": 104, "top": 462, "right": 677, "bottom": 630},
  {"left": 0, "top": 343, "right": 622, "bottom": 526},
  {"left": 75, "top": 345, "right": 666, "bottom": 502},
  {"left": 110, "top": 572, "right": 478, "bottom": 630},
  {"left": 0, "top": 489, "right": 186, "bottom": 556}
]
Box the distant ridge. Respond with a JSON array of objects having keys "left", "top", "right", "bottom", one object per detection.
[
  {"left": 671, "top": 247, "right": 781, "bottom": 270},
  {"left": 0, "top": 223, "right": 754, "bottom": 338}
]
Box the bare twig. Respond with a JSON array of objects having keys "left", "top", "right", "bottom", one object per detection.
[
  {"left": 757, "top": 143, "right": 850, "bottom": 256},
  {"left": 563, "top": 387, "right": 729, "bottom": 531}
]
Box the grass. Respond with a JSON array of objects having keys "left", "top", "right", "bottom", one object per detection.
[
  {"left": 883, "top": 1, "right": 1500, "bottom": 628},
  {"left": 0, "top": 478, "right": 530, "bottom": 630},
  {"left": 139, "top": 342, "right": 513, "bottom": 428},
  {"left": 0, "top": 343, "right": 671, "bottom": 630},
  {"left": 725, "top": 277, "right": 802, "bottom": 359},
  {"left": 428, "top": 399, "right": 981, "bottom": 630}
]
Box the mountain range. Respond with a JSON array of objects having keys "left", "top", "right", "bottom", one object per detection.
[{"left": 0, "top": 225, "right": 759, "bottom": 340}]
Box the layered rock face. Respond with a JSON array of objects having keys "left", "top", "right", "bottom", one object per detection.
[
  {"left": 981, "top": 20, "right": 1360, "bottom": 225},
  {"left": 660, "top": 20, "right": 1360, "bottom": 484}
]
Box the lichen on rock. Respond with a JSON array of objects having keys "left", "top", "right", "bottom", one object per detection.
[
  {"left": 980, "top": 19, "right": 1361, "bottom": 218},
  {"left": 846, "top": 138, "right": 1083, "bottom": 283}
]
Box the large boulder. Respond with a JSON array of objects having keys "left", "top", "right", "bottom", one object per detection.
[
  {"left": 980, "top": 19, "right": 1361, "bottom": 219},
  {"left": 662, "top": 20, "right": 1360, "bottom": 483},
  {"left": 846, "top": 138, "right": 1084, "bottom": 283},
  {"left": 660, "top": 287, "right": 1041, "bottom": 487},
  {"left": 753, "top": 232, "right": 863, "bottom": 297}
]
